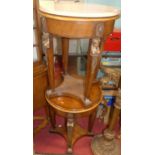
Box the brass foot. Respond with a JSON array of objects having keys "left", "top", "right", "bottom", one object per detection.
[
  {"left": 87, "top": 131, "right": 94, "bottom": 136},
  {"left": 67, "top": 147, "right": 73, "bottom": 154}
]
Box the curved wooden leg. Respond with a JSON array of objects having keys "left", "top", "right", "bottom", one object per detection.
[{"left": 88, "top": 110, "right": 97, "bottom": 135}]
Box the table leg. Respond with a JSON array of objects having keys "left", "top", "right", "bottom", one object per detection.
[
  {"left": 44, "top": 102, "right": 50, "bottom": 121},
  {"left": 84, "top": 38, "right": 102, "bottom": 105},
  {"left": 64, "top": 117, "right": 67, "bottom": 131},
  {"left": 49, "top": 106, "right": 56, "bottom": 130},
  {"left": 67, "top": 114, "right": 74, "bottom": 154},
  {"left": 45, "top": 34, "right": 55, "bottom": 91},
  {"left": 88, "top": 110, "right": 97, "bottom": 134},
  {"left": 62, "top": 38, "right": 69, "bottom": 75}
]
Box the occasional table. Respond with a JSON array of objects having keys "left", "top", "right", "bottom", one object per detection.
[{"left": 39, "top": 0, "right": 120, "bottom": 153}]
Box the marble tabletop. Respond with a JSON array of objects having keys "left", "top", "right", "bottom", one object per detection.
[{"left": 39, "top": 0, "right": 120, "bottom": 18}]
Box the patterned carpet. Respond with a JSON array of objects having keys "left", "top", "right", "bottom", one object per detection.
[{"left": 34, "top": 152, "right": 89, "bottom": 155}]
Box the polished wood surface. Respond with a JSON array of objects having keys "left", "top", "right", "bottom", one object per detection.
[
  {"left": 46, "top": 82, "right": 102, "bottom": 114},
  {"left": 40, "top": 5, "right": 119, "bottom": 102},
  {"left": 33, "top": 59, "right": 48, "bottom": 111},
  {"left": 45, "top": 35, "right": 55, "bottom": 90},
  {"left": 42, "top": 16, "right": 116, "bottom": 39},
  {"left": 49, "top": 106, "right": 56, "bottom": 129},
  {"left": 62, "top": 38, "right": 69, "bottom": 74},
  {"left": 33, "top": 62, "right": 49, "bottom": 136},
  {"left": 39, "top": 2, "right": 120, "bottom": 153}
]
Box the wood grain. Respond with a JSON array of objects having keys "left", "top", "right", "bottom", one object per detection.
[
  {"left": 33, "top": 63, "right": 48, "bottom": 110},
  {"left": 62, "top": 38, "right": 69, "bottom": 74}
]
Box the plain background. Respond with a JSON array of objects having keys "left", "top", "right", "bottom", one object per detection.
[{"left": 0, "top": 0, "right": 155, "bottom": 155}]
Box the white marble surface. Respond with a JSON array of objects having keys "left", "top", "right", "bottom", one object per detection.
[{"left": 39, "top": 0, "right": 120, "bottom": 18}]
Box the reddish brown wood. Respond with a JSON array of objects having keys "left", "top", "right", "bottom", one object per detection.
[
  {"left": 84, "top": 49, "right": 94, "bottom": 99},
  {"left": 33, "top": 63, "right": 49, "bottom": 136},
  {"left": 33, "top": 63, "right": 48, "bottom": 110},
  {"left": 45, "top": 34, "right": 55, "bottom": 90},
  {"left": 62, "top": 38, "right": 69, "bottom": 74},
  {"left": 40, "top": 12, "right": 117, "bottom": 39},
  {"left": 45, "top": 82, "right": 102, "bottom": 115},
  {"left": 49, "top": 106, "right": 56, "bottom": 129}
]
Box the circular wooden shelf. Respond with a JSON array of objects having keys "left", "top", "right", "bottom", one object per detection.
[
  {"left": 47, "top": 93, "right": 85, "bottom": 111},
  {"left": 45, "top": 81, "right": 102, "bottom": 115}
]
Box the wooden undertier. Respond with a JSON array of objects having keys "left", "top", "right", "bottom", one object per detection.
[
  {"left": 45, "top": 75, "right": 102, "bottom": 115},
  {"left": 54, "top": 75, "right": 85, "bottom": 101}
]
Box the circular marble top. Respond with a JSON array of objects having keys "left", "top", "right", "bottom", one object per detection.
[{"left": 39, "top": 0, "right": 120, "bottom": 18}]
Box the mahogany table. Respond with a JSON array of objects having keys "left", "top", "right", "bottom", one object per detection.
[{"left": 39, "top": 0, "right": 120, "bottom": 153}]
